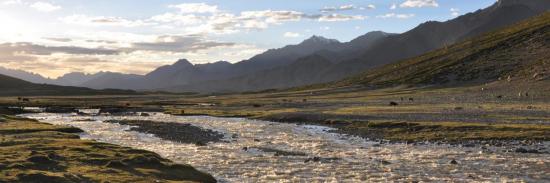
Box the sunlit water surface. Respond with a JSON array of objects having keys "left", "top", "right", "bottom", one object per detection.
[{"left": 22, "top": 113, "right": 549, "bottom": 182}]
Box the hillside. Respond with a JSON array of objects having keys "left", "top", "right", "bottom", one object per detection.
[
  {"left": 0, "top": 74, "right": 136, "bottom": 96},
  {"left": 332, "top": 12, "right": 549, "bottom": 88}
]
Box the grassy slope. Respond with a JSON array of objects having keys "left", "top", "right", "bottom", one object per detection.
[
  {"left": 0, "top": 115, "right": 216, "bottom": 183},
  {"left": 306, "top": 12, "right": 550, "bottom": 90},
  {"left": 0, "top": 74, "right": 137, "bottom": 96}
]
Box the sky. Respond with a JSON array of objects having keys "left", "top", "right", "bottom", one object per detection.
[{"left": 0, "top": 0, "right": 497, "bottom": 78}]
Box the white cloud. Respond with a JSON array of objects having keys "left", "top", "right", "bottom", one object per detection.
[
  {"left": 318, "top": 14, "right": 366, "bottom": 22},
  {"left": 61, "top": 14, "right": 152, "bottom": 27},
  {"left": 150, "top": 13, "right": 203, "bottom": 25},
  {"left": 128, "top": 35, "right": 235, "bottom": 53},
  {"left": 322, "top": 4, "right": 375, "bottom": 12},
  {"left": 283, "top": 32, "right": 300, "bottom": 38},
  {"left": 450, "top": 8, "right": 460, "bottom": 17},
  {"left": 390, "top": 3, "right": 397, "bottom": 10},
  {"left": 30, "top": 2, "right": 61, "bottom": 12},
  {"left": 376, "top": 13, "right": 415, "bottom": 19},
  {"left": 321, "top": 5, "right": 354, "bottom": 12},
  {"left": 2, "top": 0, "right": 22, "bottom": 5},
  {"left": 400, "top": 0, "right": 439, "bottom": 8},
  {"left": 169, "top": 3, "right": 218, "bottom": 14},
  {"left": 320, "top": 26, "right": 330, "bottom": 30}
]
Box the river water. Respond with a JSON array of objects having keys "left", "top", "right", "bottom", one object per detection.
[{"left": 21, "top": 113, "right": 549, "bottom": 182}]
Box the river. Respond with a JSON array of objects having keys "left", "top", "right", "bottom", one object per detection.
[{"left": 21, "top": 113, "right": 549, "bottom": 182}]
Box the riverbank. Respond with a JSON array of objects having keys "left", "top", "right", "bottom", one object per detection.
[
  {"left": 1, "top": 83, "right": 549, "bottom": 145},
  {"left": 0, "top": 115, "right": 216, "bottom": 183},
  {"left": 162, "top": 84, "right": 550, "bottom": 145}
]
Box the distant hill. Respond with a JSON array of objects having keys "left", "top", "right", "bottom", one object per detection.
[
  {"left": 0, "top": 74, "right": 137, "bottom": 96},
  {"left": 329, "top": 12, "right": 549, "bottom": 89}
]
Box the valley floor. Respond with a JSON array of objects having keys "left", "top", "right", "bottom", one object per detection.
[{"left": 1, "top": 80, "right": 548, "bottom": 144}]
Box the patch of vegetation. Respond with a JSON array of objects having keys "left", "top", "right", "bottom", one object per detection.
[
  {"left": 0, "top": 115, "right": 216, "bottom": 183},
  {"left": 339, "top": 120, "right": 550, "bottom": 142}
]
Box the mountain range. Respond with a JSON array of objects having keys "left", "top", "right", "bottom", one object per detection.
[
  {"left": 1, "top": 0, "right": 548, "bottom": 93},
  {"left": 0, "top": 73, "right": 136, "bottom": 96}
]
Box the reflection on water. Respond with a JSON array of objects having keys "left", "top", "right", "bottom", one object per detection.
[{"left": 22, "top": 113, "right": 550, "bottom": 182}]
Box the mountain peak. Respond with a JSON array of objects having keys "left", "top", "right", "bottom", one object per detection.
[
  {"left": 301, "top": 35, "right": 340, "bottom": 45},
  {"left": 173, "top": 59, "right": 193, "bottom": 67}
]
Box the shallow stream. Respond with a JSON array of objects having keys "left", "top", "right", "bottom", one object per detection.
[{"left": 22, "top": 113, "right": 549, "bottom": 182}]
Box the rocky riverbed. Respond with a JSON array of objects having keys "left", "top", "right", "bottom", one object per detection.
[{"left": 21, "top": 113, "right": 550, "bottom": 182}]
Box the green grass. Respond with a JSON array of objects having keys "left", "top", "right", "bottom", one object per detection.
[
  {"left": 342, "top": 121, "right": 550, "bottom": 142},
  {"left": 0, "top": 115, "right": 216, "bottom": 183}
]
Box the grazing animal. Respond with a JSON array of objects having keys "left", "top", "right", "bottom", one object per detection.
[
  {"left": 252, "top": 104, "right": 262, "bottom": 108},
  {"left": 400, "top": 97, "right": 404, "bottom": 101},
  {"left": 497, "top": 95, "right": 503, "bottom": 99},
  {"left": 389, "top": 102, "right": 399, "bottom": 106},
  {"left": 17, "top": 97, "right": 22, "bottom": 101},
  {"left": 302, "top": 99, "right": 307, "bottom": 102},
  {"left": 22, "top": 98, "right": 30, "bottom": 102},
  {"left": 408, "top": 98, "right": 414, "bottom": 101}
]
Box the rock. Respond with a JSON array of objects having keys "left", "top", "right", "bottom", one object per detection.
[
  {"left": 515, "top": 148, "right": 540, "bottom": 154},
  {"left": 105, "top": 160, "right": 127, "bottom": 169},
  {"left": 450, "top": 159, "right": 458, "bottom": 165},
  {"left": 242, "top": 147, "right": 248, "bottom": 151},
  {"left": 27, "top": 155, "right": 56, "bottom": 164},
  {"left": 140, "top": 113, "right": 150, "bottom": 117},
  {"left": 194, "top": 142, "right": 207, "bottom": 146},
  {"left": 305, "top": 157, "right": 322, "bottom": 163},
  {"left": 253, "top": 139, "right": 261, "bottom": 142}
]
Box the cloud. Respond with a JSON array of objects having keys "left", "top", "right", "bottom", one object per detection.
[
  {"left": 0, "top": 42, "right": 120, "bottom": 56},
  {"left": 85, "top": 40, "right": 118, "bottom": 44},
  {"left": 30, "top": 2, "right": 61, "bottom": 12},
  {"left": 450, "top": 8, "right": 460, "bottom": 17},
  {"left": 283, "top": 32, "right": 300, "bottom": 38},
  {"left": 61, "top": 14, "right": 152, "bottom": 27},
  {"left": 128, "top": 35, "right": 235, "bottom": 53},
  {"left": 150, "top": 13, "right": 203, "bottom": 25},
  {"left": 317, "top": 14, "right": 366, "bottom": 22},
  {"left": 169, "top": 3, "right": 218, "bottom": 14},
  {"left": 43, "top": 37, "right": 72, "bottom": 42},
  {"left": 321, "top": 4, "right": 375, "bottom": 12},
  {"left": 390, "top": 3, "right": 397, "bottom": 10},
  {"left": 2, "top": 0, "right": 22, "bottom": 5},
  {"left": 376, "top": 13, "right": 415, "bottom": 19},
  {"left": 321, "top": 5, "right": 354, "bottom": 12},
  {"left": 400, "top": 0, "right": 439, "bottom": 8}
]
